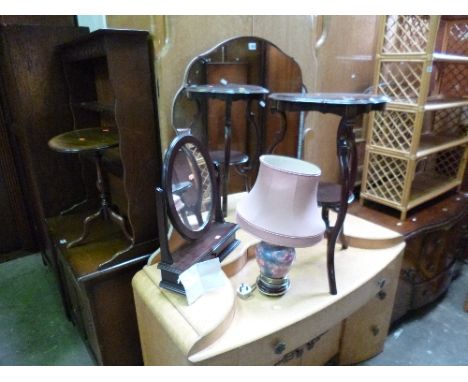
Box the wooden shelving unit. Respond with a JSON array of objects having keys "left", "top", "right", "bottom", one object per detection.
[
  {"left": 58, "top": 29, "right": 163, "bottom": 263},
  {"left": 48, "top": 29, "right": 163, "bottom": 365},
  {"left": 361, "top": 16, "right": 468, "bottom": 220}
]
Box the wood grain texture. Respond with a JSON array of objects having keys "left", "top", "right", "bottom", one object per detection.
[
  {"left": 0, "top": 15, "right": 76, "bottom": 26},
  {"left": 105, "top": 15, "right": 379, "bottom": 187},
  {"left": 0, "top": 25, "right": 89, "bottom": 256},
  {"left": 48, "top": 209, "right": 154, "bottom": 365},
  {"left": 0, "top": 99, "right": 31, "bottom": 252},
  {"left": 59, "top": 30, "right": 163, "bottom": 247},
  {"left": 350, "top": 192, "right": 468, "bottom": 321},
  {"left": 133, "top": 192, "right": 405, "bottom": 365}
]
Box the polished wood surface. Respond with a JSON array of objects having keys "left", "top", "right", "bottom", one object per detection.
[
  {"left": 186, "top": 81, "right": 269, "bottom": 215},
  {"left": 0, "top": 103, "right": 30, "bottom": 253},
  {"left": 0, "top": 15, "right": 76, "bottom": 26},
  {"left": 48, "top": 211, "right": 147, "bottom": 365},
  {"left": 42, "top": 29, "right": 164, "bottom": 364},
  {"left": 58, "top": 29, "right": 163, "bottom": 265},
  {"left": 174, "top": 36, "right": 304, "bottom": 213},
  {"left": 269, "top": 92, "right": 388, "bottom": 295},
  {"left": 307, "top": 16, "right": 380, "bottom": 183},
  {"left": 205, "top": 62, "right": 249, "bottom": 155},
  {"left": 48, "top": 127, "right": 119, "bottom": 153},
  {"left": 350, "top": 191, "right": 468, "bottom": 321},
  {"left": 350, "top": 192, "right": 468, "bottom": 238},
  {"left": 105, "top": 15, "right": 380, "bottom": 191},
  {"left": 133, "top": 193, "right": 404, "bottom": 365},
  {"left": 0, "top": 24, "right": 89, "bottom": 259},
  {"left": 157, "top": 134, "right": 240, "bottom": 294}
]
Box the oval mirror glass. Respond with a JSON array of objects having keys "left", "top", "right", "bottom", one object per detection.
[{"left": 164, "top": 135, "right": 216, "bottom": 240}]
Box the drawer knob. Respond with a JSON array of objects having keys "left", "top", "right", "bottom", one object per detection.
[
  {"left": 377, "top": 290, "right": 387, "bottom": 300},
  {"left": 371, "top": 325, "right": 380, "bottom": 336},
  {"left": 274, "top": 342, "right": 286, "bottom": 355}
]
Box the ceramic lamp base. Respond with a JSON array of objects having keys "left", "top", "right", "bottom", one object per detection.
[{"left": 255, "top": 241, "right": 296, "bottom": 297}]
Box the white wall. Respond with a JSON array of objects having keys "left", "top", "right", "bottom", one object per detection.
[{"left": 76, "top": 15, "right": 107, "bottom": 31}]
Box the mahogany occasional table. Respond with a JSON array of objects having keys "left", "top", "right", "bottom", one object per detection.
[
  {"left": 48, "top": 127, "right": 132, "bottom": 248},
  {"left": 268, "top": 93, "right": 389, "bottom": 295},
  {"left": 186, "top": 83, "right": 269, "bottom": 216}
]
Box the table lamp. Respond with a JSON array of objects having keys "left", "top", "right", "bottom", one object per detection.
[{"left": 236, "top": 155, "right": 325, "bottom": 296}]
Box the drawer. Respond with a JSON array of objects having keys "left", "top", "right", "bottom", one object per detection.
[
  {"left": 417, "top": 229, "right": 448, "bottom": 279},
  {"left": 220, "top": 258, "right": 401, "bottom": 366},
  {"left": 339, "top": 260, "right": 401, "bottom": 365},
  {"left": 229, "top": 316, "right": 342, "bottom": 366},
  {"left": 411, "top": 265, "right": 454, "bottom": 310},
  {"left": 275, "top": 324, "right": 342, "bottom": 366}
]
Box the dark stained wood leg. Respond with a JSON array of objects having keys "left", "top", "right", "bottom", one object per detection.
[
  {"left": 222, "top": 99, "right": 232, "bottom": 217},
  {"left": 326, "top": 115, "right": 356, "bottom": 295},
  {"left": 109, "top": 208, "right": 133, "bottom": 242},
  {"left": 339, "top": 227, "right": 348, "bottom": 249},
  {"left": 213, "top": 162, "right": 225, "bottom": 224},
  {"left": 59, "top": 198, "right": 89, "bottom": 216},
  {"left": 67, "top": 209, "right": 102, "bottom": 248},
  {"left": 268, "top": 109, "right": 288, "bottom": 154},
  {"left": 321, "top": 206, "right": 331, "bottom": 232},
  {"left": 68, "top": 150, "right": 133, "bottom": 250}
]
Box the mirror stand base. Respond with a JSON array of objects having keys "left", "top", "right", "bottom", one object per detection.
[{"left": 158, "top": 222, "right": 240, "bottom": 296}]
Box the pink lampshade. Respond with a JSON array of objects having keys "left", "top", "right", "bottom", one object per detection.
[{"left": 236, "top": 155, "right": 325, "bottom": 248}]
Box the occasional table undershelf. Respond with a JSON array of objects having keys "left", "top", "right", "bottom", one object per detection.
[{"left": 133, "top": 193, "right": 405, "bottom": 365}]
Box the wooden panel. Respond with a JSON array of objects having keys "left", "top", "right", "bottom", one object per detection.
[
  {"left": 206, "top": 62, "right": 249, "bottom": 193},
  {"left": 411, "top": 266, "right": 455, "bottom": 310},
  {"left": 263, "top": 43, "right": 302, "bottom": 157},
  {"left": 58, "top": 30, "right": 163, "bottom": 255},
  {"left": 0, "top": 25, "right": 89, "bottom": 255},
  {"left": 309, "top": 16, "right": 380, "bottom": 182},
  {"left": 50, "top": 211, "right": 150, "bottom": 365},
  {"left": 350, "top": 192, "right": 468, "bottom": 236},
  {"left": 339, "top": 251, "right": 402, "bottom": 365},
  {"left": 0, "top": 94, "right": 34, "bottom": 253},
  {"left": 103, "top": 32, "right": 162, "bottom": 244},
  {"left": 206, "top": 63, "right": 249, "bottom": 152},
  {"left": 277, "top": 324, "right": 342, "bottom": 366},
  {"left": 86, "top": 268, "right": 144, "bottom": 365},
  {"left": 106, "top": 16, "right": 253, "bottom": 151},
  {"left": 0, "top": 15, "right": 76, "bottom": 26},
  {"left": 106, "top": 15, "right": 380, "bottom": 183},
  {"left": 350, "top": 192, "right": 468, "bottom": 321}
]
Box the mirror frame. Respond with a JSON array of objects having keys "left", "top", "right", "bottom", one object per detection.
[
  {"left": 162, "top": 134, "right": 218, "bottom": 240},
  {"left": 171, "top": 35, "right": 304, "bottom": 133}
]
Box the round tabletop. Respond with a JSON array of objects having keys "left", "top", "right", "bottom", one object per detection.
[
  {"left": 48, "top": 127, "right": 119, "bottom": 154},
  {"left": 269, "top": 92, "right": 390, "bottom": 105},
  {"left": 185, "top": 83, "right": 269, "bottom": 101}
]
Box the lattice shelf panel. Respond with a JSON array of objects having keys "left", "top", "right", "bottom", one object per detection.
[
  {"left": 377, "top": 61, "right": 425, "bottom": 104},
  {"left": 363, "top": 146, "right": 466, "bottom": 210},
  {"left": 430, "top": 106, "right": 468, "bottom": 135},
  {"left": 363, "top": 152, "right": 408, "bottom": 205},
  {"left": 444, "top": 19, "right": 468, "bottom": 56},
  {"left": 361, "top": 15, "right": 467, "bottom": 220},
  {"left": 370, "top": 109, "right": 418, "bottom": 153},
  {"left": 421, "top": 146, "right": 465, "bottom": 179},
  {"left": 366, "top": 103, "right": 468, "bottom": 158},
  {"left": 382, "top": 15, "right": 432, "bottom": 55},
  {"left": 437, "top": 62, "right": 468, "bottom": 98}
]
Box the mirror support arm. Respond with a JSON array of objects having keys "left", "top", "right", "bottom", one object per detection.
[
  {"left": 213, "top": 162, "right": 226, "bottom": 224},
  {"left": 155, "top": 187, "right": 173, "bottom": 265}
]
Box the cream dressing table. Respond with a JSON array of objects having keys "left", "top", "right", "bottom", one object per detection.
[{"left": 132, "top": 193, "right": 404, "bottom": 365}]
